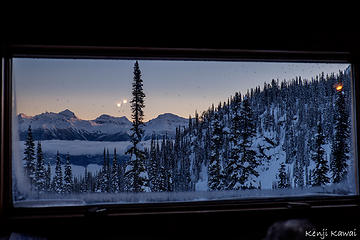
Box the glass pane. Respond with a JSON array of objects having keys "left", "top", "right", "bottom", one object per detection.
[{"left": 12, "top": 59, "right": 356, "bottom": 207}]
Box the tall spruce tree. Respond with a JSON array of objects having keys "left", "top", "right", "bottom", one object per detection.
[
  {"left": 192, "top": 121, "right": 204, "bottom": 184},
  {"left": 34, "top": 141, "right": 46, "bottom": 192},
  {"left": 148, "top": 134, "right": 160, "bottom": 192},
  {"left": 156, "top": 138, "right": 167, "bottom": 192},
  {"left": 330, "top": 84, "right": 350, "bottom": 183},
  {"left": 63, "top": 153, "right": 73, "bottom": 193},
  {"left": 53, "top": 151, "right": 63, "bottom": 193},
  {"left": 118, "top": 160, "right": 125, "bottom": 192},
  {"left": 179, "top": 133, "right": 191, "bottom": 191},
  {"left": 208, "top": 110, "right": 224, "bottom": 191},
  {"left": 45, "top": 161, "right": 51, "bottom": 192},
  {"left": 111, "top": 148, "right": 120, "bottom": 193},
  {"left": 100, "top": 148, "right": 110, "bottom": 192},
  {"left": 277, "top": 162, "right": 290, "bottom": 189},
  {"left": 239, "top": 97, "right": 259, "bottom": 189},
  {"left": 225, "top": 92, "right": 243, "bottom": 190},
  {"left": 311, "top": 119, "right": 330, "bottom": 186},
  {"left": 125, "top": 61, "right": 149, "bottom": 192},
  {"left": 24, "top": 125, "right": 36, "bottom": 187}
]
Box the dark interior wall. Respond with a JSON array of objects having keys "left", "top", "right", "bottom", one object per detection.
[{"left": 2, "top": 204, "right": 360, "bottom": 239}]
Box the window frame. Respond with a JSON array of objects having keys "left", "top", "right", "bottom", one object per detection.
[{"left": 1, "top": 44, "right": 360, "bottom": 222}]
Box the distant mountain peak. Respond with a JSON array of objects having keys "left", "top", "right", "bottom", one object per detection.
[
  {"left": 97, "top": 114, "right": 111, "bottom": 119},
  {"left": 18, "top": 113, "right": 31, "bottom": 119},
  {"left": 59, "top": 109, "right": 76, "bottom": 119},
  {"left": 158, "top": 113, "right": 177, "bottom": 117},
  {"left": 95, "top": 114, "right": 130, "bottom": 121},
  {"left": 17, "top": 109, "right": 188, "bottom": 141},
  {"left": 153, "top": 113, "right": 185, "bottom": 120}
]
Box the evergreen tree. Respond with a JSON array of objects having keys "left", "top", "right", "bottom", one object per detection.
[
  {"left": 156, "top": 138, "right": 167, "bottom": 192},
  {"left": 95, "top": 169, "right": 103, "bottom": 193},
  {"left": 158, "top": 134, "right": 174, "bottom": 192},
  {"left": 192, "top": 122, "right": 204, "bottom": 184},
  {"left": 188, "top": 115, "right": 193, "bottom": 132},
  {"left": 331, "top": 84, "right": 350, "bottom": 183},
  {"left": 63, "top": 153, "right": 73, "bottom": 193},
  {"left": 24, "top": 125, "right": 36, "bottom": 187},
  {"left": 125, "top": 61, "right": 149, "bottom": 192},
  {"left": 45, "top": 161, "right": 51, "bottom": 192},
  {"left": 166, "top": 134, "right": 176, "bottom": 191},
  {"left": 100, "top": 148, "right": 110, "bottom": 192},
  {"left": 179, "top": 133, "right": 191, "bottom": 191},
  {"left": 277, "top": 162, "right": 290, "bottom": 189},
  {"left": 208, "top": 111, "right": 224, "bottom": 191},
  {"left": 53, "top": 151, "right": 63, "bottom": 193},
  {"left": 148, "top": 134, "right": 159, "bottom": 192},
  {"left": 34, "top": 141, "right": 46, "bottom": 192},
  {"left": 295, "top": 132, "right": 306, "bottom": 188},
  {"left": 225, "top": 92, "right": 243, "bottom": 190},
  {"left": 174, "top": 128, "right": 182, "bottom": 192},
  {"left": 118, "top": 161, "right": 125, "bottom": 192},
  {"left": 311, "top": 120, "right": 330, "bottom": 186},
  {"left": 111, "top": 148, "right": 120, "bottom": 193},
  {"left": 82, "top": 167, "right": 89, "bottom": 193},
  {"left": 239, "top": 97, "right": 259, "bottom": 189},
  {"left": 293, "top": 157, "right": 304, "bottom": 188}
]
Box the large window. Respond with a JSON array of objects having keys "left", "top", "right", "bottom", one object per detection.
[{"left": 11, "top": 58, "right": 356, "bottom": 207}]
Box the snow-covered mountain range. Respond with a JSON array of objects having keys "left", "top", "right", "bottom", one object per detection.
[{"left": 17, "top": 109, "right": 188, "bottom": 141}]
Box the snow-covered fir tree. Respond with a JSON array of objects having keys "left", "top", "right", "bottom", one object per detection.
[
  {"left": 45, "top": 161, "right": 51, "bottom": 192},
  {"left": 224, "top": 92, "right": 243, "bottom": 190},
  {"left": 34, "top": 141, "right": 46, "bottom": 192},
  {"left": 99, "top": 148, "right": 111, "bottom": 192},
  {"left": 331, "top": 82, "right": 351, "bottom": 183},
  {"left": 63, "top": 153, "right": 73, "bottom": 193},
  {"left": 23, "top": 125, "right": 36, "bottom": 187},
  {"left": 311, "top": 119, "right": 330, "bottom": 186},
  {"left": 125, "top": 61, "right": 150, "bottom": 192},
  {"left": 111, "top": 148, "right": 120, "bottom": 193},
  {"left": 53, "top": 151, "right": 63, "bottom": 193},
  {"left": 157, "top": 138, "right": 167, "bottom": 192},
  {"left": 179, "top": 132, "right": 191, "bottom": 191},
  {"left": 277, "top": 162, "right": 290, "bottom": 189},
  {"left": 148, "top": 134, "right": 160, "bottom": 192},
  {"left": 208, "top": 110, "right": 224, "bottom": 191},
  {"left": 191, "top": 112, "right": 204, "bottom": 185},
  {"left": 238, "top": 96, "right": 259, "bottom": 189}
]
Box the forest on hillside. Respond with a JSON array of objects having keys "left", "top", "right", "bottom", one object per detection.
[{"left": 21, "top": 63, "right": 353, "bottom": 199}]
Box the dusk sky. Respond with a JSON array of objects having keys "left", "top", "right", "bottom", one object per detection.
[{"left": 13, "top": 58, "right": 350, "bottom": 121}]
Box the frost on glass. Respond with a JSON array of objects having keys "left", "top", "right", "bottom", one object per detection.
[{"left": 12, "top": 59, "right": 356, "bottom": 207}]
